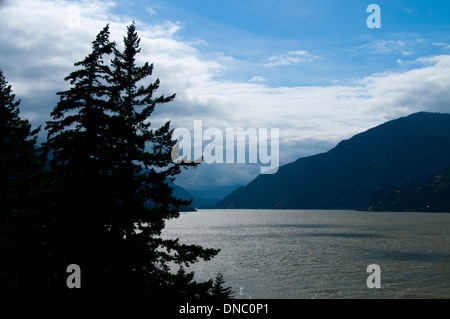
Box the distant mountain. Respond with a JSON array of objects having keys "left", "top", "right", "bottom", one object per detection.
[
  {"left": 187, "top": 184, "right": 243, "bottom": 200},
  {"left": 171, "top": 184, "right": 218, "bottom": 209},
  {"left": 216, "top": 112, "right": 450, "bottom": 210},
  {"left": 369, "top": 166, "right": 450, "bottom": 212}
]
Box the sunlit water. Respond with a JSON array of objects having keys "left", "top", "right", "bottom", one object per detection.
[{"left": 163, "top": 209, "right": 450, "bottom": 299}]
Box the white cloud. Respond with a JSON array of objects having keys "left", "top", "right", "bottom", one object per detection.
[
  {"left": 139, "top": 21, "right": 183, "bottom": 39},
  {"left": 264, "top": 50, "right": 318, "bottom": 67},
  {"left": 166, "top": 54, "right": 450, "bottom": 167},
  {"left": 433, "top": 42, "right": 450, "bottom": 50},
  {"left": 358, "top": 39, "right": 427, "bottom": 56},
  {"left": 358, "top": 55, "right": 450, "bottom": 117},
  {"left": 1, "top": 0, "right": 450, "bottom": 188},
  {"left": 0, "top": 0, "right": 216, "bottom": 119},
  {"left": 145, "top": 6, "right": 156, "bottom": 16},
  {"left": 249, "top": 76, "right": 267, "bottom": 83},
  {"left": 288, "top": 50, "right": 309, "bottom": 56},
  {"left": 0, "top": 0, "right": 118, "bottom": 97}
]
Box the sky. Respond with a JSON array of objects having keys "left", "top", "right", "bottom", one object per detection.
[{"left": 1, "top": 0, "right": 450, "bottom": 191}]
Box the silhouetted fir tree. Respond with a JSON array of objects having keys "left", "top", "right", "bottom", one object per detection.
[
  {"left": 209, "top": 272, "right": 234, "bottom": 299},
  {"left": 0, "top": 69, "right": 42, "bottom": 295},
  {"left": 42, "top": 25, "right": 117, "bottom": 295},
  {"left": 171, "top": 267, "right": 215, "bottom": 299},
  {"left": 107, "top": 22, "right": 219, "bottom": 298},
  {"left": 39, "top": 23, "right": 221, "bottom": 299}
]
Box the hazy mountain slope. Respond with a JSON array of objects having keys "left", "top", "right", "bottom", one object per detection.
[
  {"left": 369, "top": 165, "right": 450, "bottom": 212},
  {"left": 216, "top": 112, "right": 450, "bottom": 209},
  {"left": 172, "top": 184, "right": 218, "bottom": 209}
]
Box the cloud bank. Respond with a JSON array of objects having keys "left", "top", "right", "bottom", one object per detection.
[{"left": 1, "top": 0, "right": 450, "bottom": 189}]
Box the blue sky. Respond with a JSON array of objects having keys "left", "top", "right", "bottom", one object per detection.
[
  {"left": 1, "top": 0, "right": 450, "bottom": 190},
  {"left": 115, "top": 0, "right": 450, "bottom": 85}
]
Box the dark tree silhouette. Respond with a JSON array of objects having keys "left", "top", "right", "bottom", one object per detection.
[
  {"left": 0, "top": 24, "right": 230, "bottom": 300},
  {"left": 107, "top": 22, "right": 219, "bottom": 298},
  {"left": 210, "top": 272, "right": 234, "bottom": 299},
  {"left": 42, "top": 24, "right": 118, "bottom": 296},
  {"left": 0, "top": 69, "right": 42, "bottom": 295},
  {"left": 40, "top": 23, "right": 221, "bottom": 299}
]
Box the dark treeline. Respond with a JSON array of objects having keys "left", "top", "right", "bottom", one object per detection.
[{"left": 0, "top": 23, "right": 232, "bottom": 300}]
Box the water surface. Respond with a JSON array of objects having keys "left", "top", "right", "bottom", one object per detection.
[{"left": 163, "top": 209, "right": 450, "bottom": 298}]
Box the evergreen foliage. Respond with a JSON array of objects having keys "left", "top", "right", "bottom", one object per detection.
[
  {"left": 0, "top": 24, "right": 231, "bottom": 299},
  {"left": 0, "top": 69, "right": 42, "bottom": 295},
  {"left": 209, "top": 272, "right": 234, "bottom": 299}
]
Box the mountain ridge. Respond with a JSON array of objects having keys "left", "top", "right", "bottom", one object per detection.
[{"left": 215, "top": 112, "right": 450, "bottom": 210}]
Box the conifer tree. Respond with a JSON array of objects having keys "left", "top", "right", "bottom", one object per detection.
[
  {"left": 42, "top": 23, "right": 221, "bottom": 298},
  {"left": 107, "top": 22, "right": 219, "bottom": 297},
  {"left": 210, "top": 272, "right": 234, "bottom": 299},
  {"left": 0, "top": 69, "right": 42, "bottom": 295},
  {"left": 43, "top": 24, "right": 117, "bottom": 294}
]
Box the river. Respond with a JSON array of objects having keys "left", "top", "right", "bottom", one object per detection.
[{"left": 163, "top": 209, "right": 450, "bottom": 298}]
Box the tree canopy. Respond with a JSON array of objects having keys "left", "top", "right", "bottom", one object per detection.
[
  {"left": 0, "top": 23, "right": 232, "bottom": 300},
  {"left": 0, "top": 68, "right": 42, "bottom": 295}
]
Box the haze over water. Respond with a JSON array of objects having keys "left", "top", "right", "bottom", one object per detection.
[{"left": 164, "top": 209, "right": 450, "bottom": 299}]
